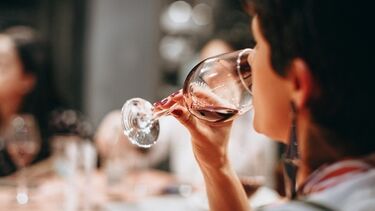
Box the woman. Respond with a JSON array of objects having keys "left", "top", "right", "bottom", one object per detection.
[
  {"left": 155, "top": 0, "right": 375, "bottom": 210},
  {"left": 0, "top": 24, "right": 63, "bottom": 176}
]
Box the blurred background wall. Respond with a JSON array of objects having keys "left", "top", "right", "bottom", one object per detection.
[
  {"left": 0, "top": 0, "right": 252, "bottom": 127},
  {"left": 84, "top": 0, "right": 162, "bottom": 125}
]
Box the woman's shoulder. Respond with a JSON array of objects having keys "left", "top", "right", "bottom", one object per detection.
[
  {"left": 257, "top": 200, "right": 334, "bottom": 211},
  {"left": 260, "top": 169, "right": 375, "bottom": 211}
]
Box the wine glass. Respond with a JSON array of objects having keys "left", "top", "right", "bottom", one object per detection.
[
  {"left": 121, "top": 48, "right": 254, "bottom": 148},
  {"left": 5, "top": 114, "right": 41, "bottom": 205}
]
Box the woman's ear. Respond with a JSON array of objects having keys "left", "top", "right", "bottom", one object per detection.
[
  {"left": 288, "top": 59, "right": 314, "bottom": 109},
  {"left": 21, "top": 73, "right": 36, "bottom": 95}
]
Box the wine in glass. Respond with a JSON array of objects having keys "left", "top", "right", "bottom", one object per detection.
[
  {"left": 121, "top": 48, "right": 254, "bottom": 148},
  {"left": 6, "top": 114, "right": 41, "bottom": 205}
]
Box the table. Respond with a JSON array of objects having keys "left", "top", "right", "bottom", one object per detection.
[{"left": 0, "top": 160, "right": 279, "bottom": 211}]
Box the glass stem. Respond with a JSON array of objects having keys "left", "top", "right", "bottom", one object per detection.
[{"left": 16, "top": 166, "right": 29, "bottom": 204}]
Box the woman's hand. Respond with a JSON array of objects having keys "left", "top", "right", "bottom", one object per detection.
[{"left": 153, "top": 89, "right": 233, "bottom": 170}]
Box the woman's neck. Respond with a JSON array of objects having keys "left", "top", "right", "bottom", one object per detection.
[{"left": 296, "top": 117, "right": 344, "bottom": 186}]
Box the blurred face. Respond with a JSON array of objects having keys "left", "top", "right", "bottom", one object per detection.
[
  {"left": 248, "top": 17, "right": 292, "bottom": 143},
  {"left": 0, "top": 35, "right": 30, "bottom": 102}
]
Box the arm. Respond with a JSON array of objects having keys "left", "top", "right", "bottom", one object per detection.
[
  {"left": 199, "top": 153, "right": 250, "bottom": 211},
  {"left": 154, "top": 90, "right": 250, "bottom": 211}
]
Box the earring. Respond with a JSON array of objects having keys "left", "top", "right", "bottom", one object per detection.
[{"left": 282, "top": 102, "right": 300, "bottom": 199}]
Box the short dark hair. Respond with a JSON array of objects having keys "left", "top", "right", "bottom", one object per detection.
[
  {"left": 252, "top": 0, "right": 375, "bottom": 155},
  {"left": 1, "top": 25, "right": 47, "bottom": 75}
]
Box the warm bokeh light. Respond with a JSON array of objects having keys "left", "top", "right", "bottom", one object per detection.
[
  {"left": 168, "top": 1, "right": 192, "bottom": 24},
  {"left": 192, "top": 3, "right": 212, "bottom": 26}
]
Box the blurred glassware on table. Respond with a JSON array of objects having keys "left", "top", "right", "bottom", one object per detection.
[
  {"left": 94, "top": 111, "right": 127, "bottom": 182},
  {"left": 4, "top": 114, "right": 41, "bottom": 205},
  {"left": 101, "top": 125, "right": 127, "bottom": 200},
  {"left": 49, "top": 109, "right": 95, "bottom": 177},
  {"left": 48, "top": 108, "right": 97, "bottom": 211}
]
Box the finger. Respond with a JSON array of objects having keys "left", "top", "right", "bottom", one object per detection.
[
  {"left": 153, "top": 97, "right": 175, "bottom": 112},
  {"left": 170, "top": 105, "right": 197, "bottom": 131},
  {"left": 170, "top": 89, "right": 183, "bottom": 101},
  {"left": 153, "top": 89, "right": 183, "bottom": 111}
]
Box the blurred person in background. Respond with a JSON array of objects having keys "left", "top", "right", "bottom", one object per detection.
[
  {"left": 0, "top": 23, "right": 64, "bottom": 176},
  {"left": 95, "top": 38, "right": 278, "bottom": 196}
]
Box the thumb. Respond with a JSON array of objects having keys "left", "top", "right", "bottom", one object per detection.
[{"left": 170, "top": 106, "right": 196, "bottom": 130}]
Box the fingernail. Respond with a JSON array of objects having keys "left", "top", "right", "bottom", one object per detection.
[
  {"left": 160, "top": 98, "right": 169, "bottom": 105},
  {"left": 171, "top": 91, "right": 180, "bottom": 97},
  {"left": 171, "top": 109, "right": 183, "bottom": 117},
  {"left": 153, "top": 101, "right": 161, "bottom": 107}
]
